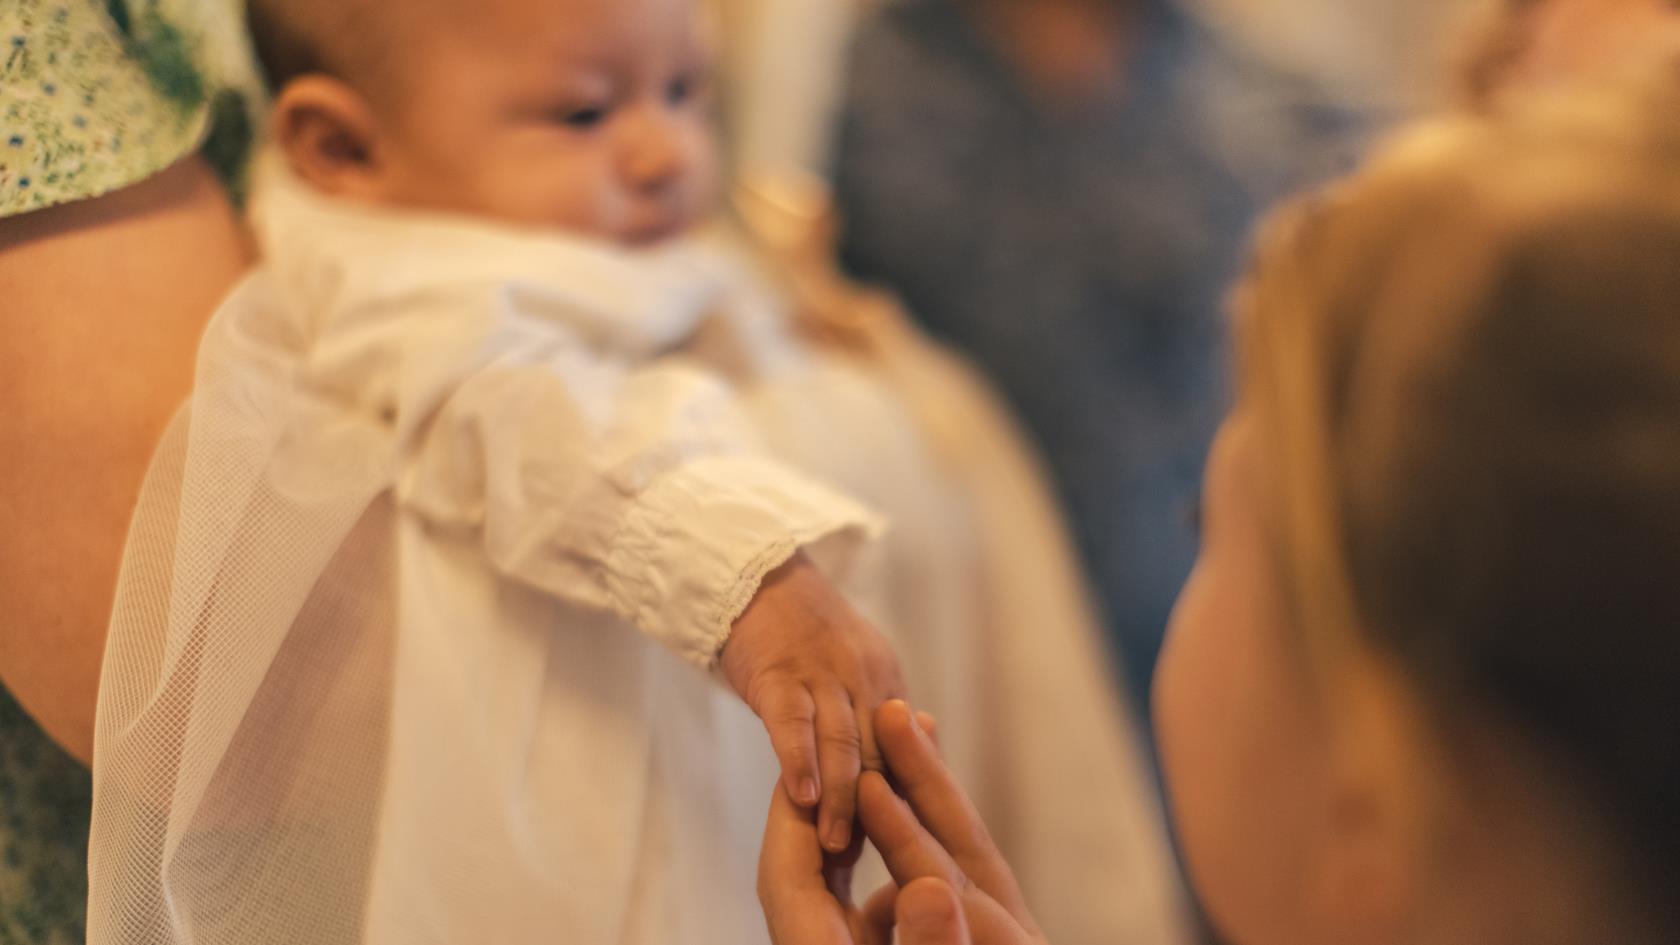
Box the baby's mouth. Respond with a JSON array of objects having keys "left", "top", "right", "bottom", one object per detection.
[{"left": 623, "top": 213, "right": 688, "bottom": 248}]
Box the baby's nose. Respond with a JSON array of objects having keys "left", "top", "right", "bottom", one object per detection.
[{"left": 620, "top": 115, "right": 687, "bottom": 192}]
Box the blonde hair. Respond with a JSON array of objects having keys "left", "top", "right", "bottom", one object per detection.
[
  {"left": 1237, "top": 63, "right": 1680, "bottom": 919},
  {"left": 1456, "top": 0, "right": 1546, "bottom": 106}
]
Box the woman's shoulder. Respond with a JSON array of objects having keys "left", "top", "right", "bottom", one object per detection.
[{"left": 0, "top": 153, "right": 251, "bottom": 766}]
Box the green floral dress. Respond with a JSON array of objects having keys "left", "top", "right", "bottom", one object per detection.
[
  {"left": 0, "top": 690, "right": 93, "bottom": 945},
  {"left": 0, "top": 0, "right": 261, "bottom": 216},
  {"left": 1, "top": 1, "right": 261, "bottom": 940}
]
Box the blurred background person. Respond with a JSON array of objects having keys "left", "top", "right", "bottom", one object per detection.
[{"left": 828, "top": 0, "right": 1371, "bottom": 715}]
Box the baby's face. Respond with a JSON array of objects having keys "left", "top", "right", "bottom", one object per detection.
[{"left": 370, "top": 0, "right": 718, "bottom": 245}]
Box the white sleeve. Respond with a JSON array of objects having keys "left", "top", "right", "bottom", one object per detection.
[{"left": 397, "top": 342, "right": 882, "bottom": 667}]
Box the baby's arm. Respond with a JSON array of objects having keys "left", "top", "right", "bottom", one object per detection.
[{"left": 401, "top": 342, "right": 902, "bottom": 849}]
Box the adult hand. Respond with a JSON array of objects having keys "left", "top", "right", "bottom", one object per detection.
[
  {"left": 855, "top": 700, "right": 1048, "bottom": 945},
  {"left": 759, "top": 775, "right": 898, "bottom": 945},
  {"left": 759, "top": 706, "right": 954, "bottom": 945},
  {"left": 758, "top": 699, "right": 1048, "bottom": 945}
]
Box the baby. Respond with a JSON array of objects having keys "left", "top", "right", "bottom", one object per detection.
[
  {"left": 252, "top": 0, "right": 903, "bottom": 847},
  {"left": 83, "top": 0, "right": 1187, "bottom": 942}
]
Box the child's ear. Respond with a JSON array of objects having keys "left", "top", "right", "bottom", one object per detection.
[
  {"left": 1306, "top": 650, "right": 1433, "bottom": 941},
  {"left": 270, "top": 76, "right": 388, "bottom": 199}
]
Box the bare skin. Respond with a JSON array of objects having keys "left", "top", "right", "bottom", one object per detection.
[
  {"left": 0, "top": 155, "right": 252, "bottom": 764},
  {"left": 1511, "top": 0, "right": 1680, "bottom": 91},
  {"left": 968, "top": 0, "right": 1138, "bottom": 106}
]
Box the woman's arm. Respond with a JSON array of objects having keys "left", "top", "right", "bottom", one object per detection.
[{"left": 0, "top": 155, "right": 252, "bottom": 765}]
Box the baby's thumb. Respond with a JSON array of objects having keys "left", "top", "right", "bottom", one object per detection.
[{"left": 897, "top": 877, "right": 970, "bottom": 945}]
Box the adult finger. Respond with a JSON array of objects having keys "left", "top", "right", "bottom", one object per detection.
[
  {"left": 916, "top": 710, "right": 939, "bottom": 748},
  {"left": 874, "top": 701, "right": 1023, "bottom": 903},
  {"left": 897, "top": 877, "right": 971, "bottom": 945},
  {"left": 856, "top": 771, "right": 966, "bottom": 889},
  {"left": 758, "top": 781, "right": 857, "bottom": 945},
  {"left": 815, "top": 685, "right": 863, "bottom": 852},
  {"left": 759, "top": 779, "right": 826, "bottom": 898},
  {"left": 859, "top": 773, "right": 1043, "bottom": 945},
  {"left": 861, "top": 883, "right": 899, "bottom": 945},
  {"left": 760, "top": 684, "right": 821, "bottom": 807},
  {"left": 823, "top": 822, "right": 866, "bottom": 905}
]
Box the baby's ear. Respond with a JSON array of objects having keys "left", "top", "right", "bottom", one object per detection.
[{"left": 270, "top": 76, "right": 386, "bottom": 199}]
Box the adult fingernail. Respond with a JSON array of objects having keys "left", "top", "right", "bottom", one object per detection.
[
  {"left": 796, "top": 776, "right": 819, "bottom": 806},
  {"left": 827, "top": 819, "right": 851, "bottom": 851},
  {"left": 902, "top": 886, "right": 957, "bottom": 930}
]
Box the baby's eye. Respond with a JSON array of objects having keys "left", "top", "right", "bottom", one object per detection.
[
  {"left": 666, "top": 74, "right": 699, "bottom": 107},
  {"left": 557, "top": 104, "right": 609, "bottom": 130}
]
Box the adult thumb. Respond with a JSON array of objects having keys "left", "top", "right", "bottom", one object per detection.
[{"left": 897, "top": 877, "right": 970, "bottom": 945}]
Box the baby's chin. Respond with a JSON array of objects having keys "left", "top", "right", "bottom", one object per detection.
[
  {"left": 384, "top": 189, "right": 707, "bottom": 250},
  {"left": 514, "top": 205, "right": 705, "bottom": 250}
]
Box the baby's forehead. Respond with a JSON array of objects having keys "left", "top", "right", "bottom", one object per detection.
[
  {"left": 254, "top": 0, "right": 706, "bottom": 100},
  {"left": 415, "top": 0, "right": 705, "bottom": 55}
]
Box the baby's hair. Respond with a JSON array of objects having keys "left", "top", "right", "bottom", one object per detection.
[
  {"left": 247, "top": 0, "right": 314, "bottom": 91},
  {"left": 1240, "top": 59, "right": 1680, "bottom": 935},
  {"left": 245, "top": 0, "right": 395, "bottom": 94}
]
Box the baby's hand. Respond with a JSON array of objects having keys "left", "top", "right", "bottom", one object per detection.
[{"left": 721, "top": 553, "right": 906, "bottom": 854}]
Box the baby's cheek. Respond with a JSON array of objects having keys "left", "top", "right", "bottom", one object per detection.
[
  {"left": 540, "top": 170, "right": 622, "bottom": 237},
  {"left": 681, "top": 138, "right": 722, "bottom": 222}
]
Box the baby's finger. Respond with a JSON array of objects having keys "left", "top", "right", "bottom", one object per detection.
[
  {"left": 857, "top": 697, "right": 885, "bottom": 774},
  {"left": 856, "top": 771, "right": 966, "bottom": 890},
  {"left": 858, "top": 667, "right": 909, "bottom": 773},
  {"left": 760, "top": 684, "right": 821, "bottom": 807},
  {"left": 814, "top": 685, "right": 863, "bottom": 853}
]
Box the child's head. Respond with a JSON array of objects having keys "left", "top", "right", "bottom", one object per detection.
[
  {"left": 249, "top": 0, "right": 718, "bottom": 245},
  {"left": 1462, "top": 0, "right": 1680, "bottom": 103},
  {"left": 1155, "top": 69, "right": 1680, "bottom": 945}
]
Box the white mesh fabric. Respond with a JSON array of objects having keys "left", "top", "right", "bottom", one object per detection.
[{"left": 89, "top": 274, "right": 400, "bottom": 944}]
